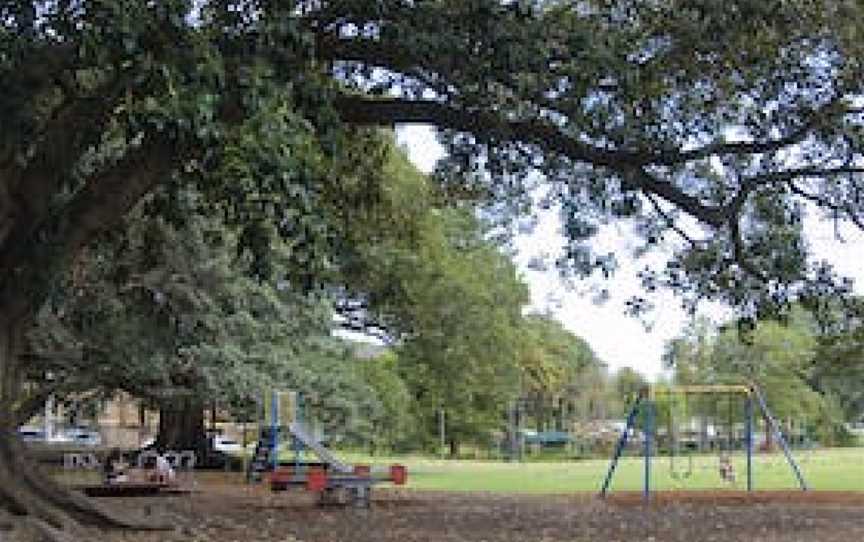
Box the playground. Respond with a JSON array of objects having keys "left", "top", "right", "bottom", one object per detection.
[
  {"left": 37, "top": 473, "right": 864, "bottom": 542},
  {"left": 36, "top": 444, "right": 864, "bottom": 542},
  {"left": 26, "top": 386, "right": 864, "bottom": 541}
]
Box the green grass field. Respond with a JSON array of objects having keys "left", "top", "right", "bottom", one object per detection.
[{"left": 337, "top": 448, "right": 864, "bottom": 493}]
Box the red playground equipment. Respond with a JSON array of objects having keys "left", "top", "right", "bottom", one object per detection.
[{"left": 247, "top": 390, "right": 407, "bottom": 506}]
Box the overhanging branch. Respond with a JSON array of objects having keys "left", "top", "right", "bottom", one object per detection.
[
  {"left": 2, "top": 73, "right": 131, "bottom": 255},
  {"left": 789, "top": 182, "right": 864, "bottom": 232},
  {"left": 0, "top": 136, "right": 177, "bottom": 320},
  {"left": 333, "top": 94, "right": 729, "bottom": 227},
  {"left": 655, "top": 99, "right": 859, "bottom": 166}
]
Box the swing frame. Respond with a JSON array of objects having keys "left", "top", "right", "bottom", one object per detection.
[{"left": 599, "top": 383, "right": 809, "bottom": 501}]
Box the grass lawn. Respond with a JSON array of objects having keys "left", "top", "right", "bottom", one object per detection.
[{"left": 334, "top": 448, "right": 864, "bottom": 493}]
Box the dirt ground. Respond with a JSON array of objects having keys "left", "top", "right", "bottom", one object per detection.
[{"left": 7, "top": 481, "right": 864, "bottom": 542}]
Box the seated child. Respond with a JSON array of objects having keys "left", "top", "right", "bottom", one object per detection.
[
  {"left": 718, "top": 453, "right": 736, "bottom": 483},
  {"left": 154, "top": 451, "right": 176, "bottom": 484},
  {"left": 103, "top": 449, "right": 128, "bottom": 485}
]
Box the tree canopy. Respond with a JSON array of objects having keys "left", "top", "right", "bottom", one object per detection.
[
  {"left": 389, "top": 206, "right": 529, "bottom": 455},
  {"left": 24, "top": 200, "right": 340, "bottom": 455},
  {"left": 5, "top": 2, "right": 864, "bottom": 328},
  {"left": 665, "top": 312, "right": 851, "bottom": 445}
]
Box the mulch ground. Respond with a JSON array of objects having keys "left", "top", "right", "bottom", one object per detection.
[
  {"left": 97, "top": 479, "right": 864, "bottom": 542},
  {"left": 604, "top": 489, "right": 864, "bottom": 506},
  {"left": 8, "top": 479, "right": 864, "bottom": 541}
]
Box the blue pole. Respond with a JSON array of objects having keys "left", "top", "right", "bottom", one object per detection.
[
  {"left": 745, "top": 394, "right": 753, "bottom": 492},
  {"left": 294, "top": 392, "right": 303, "bottom": 469},
  {"left": 270, "top": 390, "right": 279, "bottom": 470},
  {"left": 599, "top": 397, "right": 642, "bottom": 497},
  {"left": 643, "top": 400, "right": 654, "bottom": 502},
  {"left": 752, "top": 386, "right": 808, "bottom": 491}
]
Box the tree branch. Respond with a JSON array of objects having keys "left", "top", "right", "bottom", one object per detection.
[
  {"left": 789, "top": 182, "right": 864, "bottom": 232},
  {"left": 322, "top": 35, "right": 858, "bottom": 169},
  {"left": 744, "top": 166, "right": 864, "bottom": 186},
  {"left": 334, "top": 298, "right": 394, "bottom": 343},
  {"left": 1, "top": 75, "right": 130, "bottom": 254},
  {"left": 0, "top": 136, "right": 177, "bottom": 320},
  {"left": 644, "top": 193, "right": 703, "bottom": 249},
  {"left": 333, "top": 95, "right": 729, "bottom": 227},
  {"left": 333, "top": 95, "right": 623, "bottom": 164},
  {"left": 654, "top": 99, "right": 859, "bottom": 165}
]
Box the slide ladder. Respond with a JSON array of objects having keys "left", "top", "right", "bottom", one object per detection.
[{"left": 247, "top": 434, "right": 276, "bottom": 481}]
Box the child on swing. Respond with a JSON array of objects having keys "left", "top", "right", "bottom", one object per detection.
[{"left": 719, "top": 452, "right": 736, "bottom": 483}]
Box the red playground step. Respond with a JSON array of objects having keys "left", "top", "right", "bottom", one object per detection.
[{"left": 269, "top": 464, "right": 408, "bottom": 492}]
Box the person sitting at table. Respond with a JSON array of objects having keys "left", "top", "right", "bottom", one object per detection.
[
  {"left": 154, "top": 450, "right": 176, "bottom": 484},
  {"left": 103, "top": 449, "right": 128, "bottom": 485}
]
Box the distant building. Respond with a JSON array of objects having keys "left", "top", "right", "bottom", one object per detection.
[{"left": 24, "top": 391, "right": 158, "bottom": 448}]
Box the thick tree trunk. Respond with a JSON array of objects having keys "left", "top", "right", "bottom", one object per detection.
[
  {"left": 448, "top": 436, "right": 460, "bottom": 458},
  {"left": 0, "top": 316, "right": 170, "bottom": 541},
  {"left": 155, "top": 395, "right": 208, "bottom": 459},
  {"left": 0, "top": 119, "right": 177, "bottom": 541}
]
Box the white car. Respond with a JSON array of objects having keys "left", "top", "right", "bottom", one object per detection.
[
  {"left": 17, "top": 427, "right": 46, "bottom": 442},
  {"left": 17, "top": 426, "right": 75, "bottom": 444},
  {"left": 63, "top": 427, "right": 102, "bottom": 446},
  {"left": 211, "top": 435, "right": 243, "bottom": 454}
]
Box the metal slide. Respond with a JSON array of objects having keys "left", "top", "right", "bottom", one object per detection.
[{"left": 288, "top": 422, "right": 353, "bottom": 473}]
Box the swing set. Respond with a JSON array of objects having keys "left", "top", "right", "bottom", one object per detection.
[
  {"left": 666, "top": 388, "right": 739, "bottom": 481},
  {"left": 599, "top": 383, "right": 808, "bottom": 501}
]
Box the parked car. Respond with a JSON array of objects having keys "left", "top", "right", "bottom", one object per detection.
[
  {"left": 17, "top": 426, "right": 46, "bottom": 442},
  {"left": 16, "top": 426, "right": 78, "bottom": 444},
  {"left": 62, "top": 427, "right": 102, "bottom": 446},
  {"left": 210, "top": 435, "right": 243, "bottom": 454}
]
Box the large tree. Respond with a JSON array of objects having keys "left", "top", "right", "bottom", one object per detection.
[
  {"left": 811, "top": 326, "right": 864, "bottom": 423},
  {"left": 27, "top": 204, "right": 334, "bottom": 459},
  {"left": 5, "top": 1, "right": 864, "bottom": 536},
  {"left": 24, "top": 136, "right": 453, "bottom": 461},
  {"left": 665, "top": 311, "right": 846, "bottom": 445},
  {"left": 391, "top": 208, "right": 529, "bottom": 456},
  {"left": 517, "top": 313, "right": 604, "bottom": 431}
]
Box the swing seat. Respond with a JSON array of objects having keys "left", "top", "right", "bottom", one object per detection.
[
  {"left": 670, "top": 469, "right": 693, "bottom": 480},
  {"left": 669, "top": 449, "right": 694, "bottom": 480}
]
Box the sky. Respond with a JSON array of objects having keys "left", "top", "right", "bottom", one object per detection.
[{"left": 396, "top": 125, "right": 864, "bottom": 382}]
